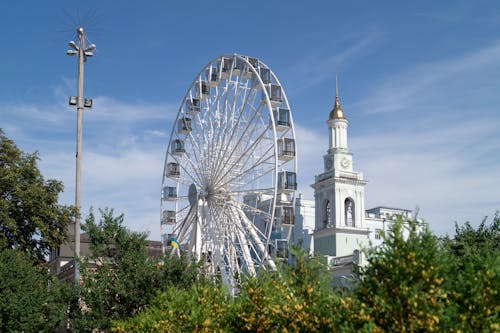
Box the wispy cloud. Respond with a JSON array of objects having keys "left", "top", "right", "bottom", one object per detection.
[
  {"left": 296, "top": 115, "right": 500, "bottom": 235},
  {"left": 294, "top": 124, "right": 327, "bottom": 197},
  {"left": 37, "top": 137, "right": 166, "bottom": 238},
  {"left": 1, "top": 85, "right": 177, "bottom": 239},
  {"left": 354, "top": 41, "right": 500, "bottom": 114},
  {"left": 281, "top": 39, "right": 498, "bottom": 236},
  {"left": 89, "top": 96, "right": 177, "bottom": 121},
  {"left": 4, "top": 39, "right": 500, "bottom": 239},
  {"left": 286, "top": 30, "right": 383, "bottom": 93}
]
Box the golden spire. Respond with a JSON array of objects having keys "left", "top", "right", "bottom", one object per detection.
[{"left": 329, "top": 75, "right": 345, "bottom": 120}]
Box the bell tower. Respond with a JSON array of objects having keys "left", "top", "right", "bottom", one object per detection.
[{"left": 311, "top": 79, "right": 369, "bottom": 257}]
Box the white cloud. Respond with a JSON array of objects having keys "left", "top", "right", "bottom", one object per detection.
[
  {"left": 354, "top": 41, "right": 500, "bottom": 114},
  {"left": 89, "top": 96, "right": 177, "bottom": 122},
  {"left": 355, "top": 120, "right": 500, "bottom": 234},
  {"left": 38, "top": 135, "right": 167, "bottom": 240},
  {"left": 295, "top": 109, "right": 500, "bottom": 235},
  {"left": 5, "top": 38, "right": 500, "bottom": 241},
  {"left": 294, "top": 124, "right": 327, "bottom": 198},
  {"left": 287, "top": 30, "right": 383, "bottom": 93},
  {"left": 145, "top": 129, "right": 168, "bottom": 138},
  {"left": 1, "top": 87, "right": 176, "bottom": 240}
]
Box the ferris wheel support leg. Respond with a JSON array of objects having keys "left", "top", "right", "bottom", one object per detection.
[
  {"left": 206, "top": 203, "right": 234, "bottom": 294},
  {"left": 192, "top": 200, "right": 206, "bottom": 261},
  {"left": 176, "top": 205, "right": 196, "bottom": 251},
  {"left": 236, "top": 226, "right": 256, "bottom": 276},
  {"left": 237, "top": 209, "right": 277, "bottom": 271}
]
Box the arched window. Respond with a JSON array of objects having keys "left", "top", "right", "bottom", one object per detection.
[
  {"left": 324, "top": 200, "right": 331, "bottom": 228},
  {"left": 345, "top": 198, "right": 355, "bottom": 227}
]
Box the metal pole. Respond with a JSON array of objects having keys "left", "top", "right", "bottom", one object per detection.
[{"left": 74, "top": 27, "right": 85, "bottom": 282}]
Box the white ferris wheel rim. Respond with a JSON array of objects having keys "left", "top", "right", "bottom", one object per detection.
[{"left": 160, "top": 53, "right": 298, "bottom": 290}]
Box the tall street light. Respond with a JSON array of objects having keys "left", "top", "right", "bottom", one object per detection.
[{"left": 67, "top": 26, "right": 95, "bottom": 282}]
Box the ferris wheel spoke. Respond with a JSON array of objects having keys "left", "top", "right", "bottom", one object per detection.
[
  {"left": 174, "top": 204, "right": 196, "bottom": 243},
  {"left": 212, "top": 123, "right": 269, "bottom": 187},
  {"left": 211, "top": 94, "right": 263, "bottom": 181},
  {"left": 204, "top": 95, "right": 227, "bottom": 185},
  {"left": 235, "top": 108, "right": 273, "bottom": 154},
  {"left": 172, "top": 195, "right": 190, "bottom": 201},
  {"left": 186, "top": 128, "right": 205, "bottom": 167},
  {"left": 212, "top": 83, "right": 252, "bottom": 179},
  {"left": 206, "top": 112, "right": 220, "bottom": 184},
  {"left": 221, "top": 200, "right": 268, "bottom": 247},
  {"left": 229, "top": 199, "right": 272, "bottom": 222},
  {"left": 175, "top": 202, "right": 192, "bottom": 217},
  {"left": 227, "top": 187, "right": 275, "bottom": 195},
  {"left": 180, "top": 150, "right": 206, "bottom": 186},
  {"left": 168, "top": 153, "right": 203, "bottom": 188},
  {"left": 219, "top": 82, "right": 234, "bottom": 140},
  {"left": 219, "top": 204, "right": 255, "bottom": 275},
  {"left": 224, "top": 199, "right": 271, "bottom": 238},
  {"left": 206, "top": 202, "right": 235, "bottom": 287},
  {"left": 236, "top": 207, "right": 276, "bottom": 271},
  {"left": 230, "top": 214, "right": 256, "bottom": 274},
  {"left": 206, "top": 83, "right": 230, "bottom": 179},
  {"left": 224, "top": 73, "right": 252, "bottom": 137},
  {"left": 224, "top": 81, "right": 252, "bottom": 133},
  {"left": 213, "top": 124, "right": 273, "bottom": 187},
  {"left": 218, "top": 146, "right": 275, "bottom": 190}
]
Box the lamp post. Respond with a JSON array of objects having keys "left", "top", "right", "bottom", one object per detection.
[{"left": 67, "top": 27, "right": 95, "bottom": 282}]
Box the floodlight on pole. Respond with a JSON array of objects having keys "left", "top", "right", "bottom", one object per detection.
[
  {"left": 68, "top": 41, "right": 78, "bottom": 51},
  {"left": 84, "top": 98, "right": 93, "bottom": 108},
  {"left": 66, "top": 26, "right": 95, "bottom": 283}
]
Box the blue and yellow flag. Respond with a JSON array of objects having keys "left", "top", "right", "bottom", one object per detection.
[{"left": 170, "top": 238, "right": 181, "bottom": 250}]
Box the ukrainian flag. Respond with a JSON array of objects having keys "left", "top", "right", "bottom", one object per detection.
[{"left": 170, "top": 238, "right": 181, "bottom": 250}]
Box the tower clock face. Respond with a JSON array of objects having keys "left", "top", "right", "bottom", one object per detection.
[
  {"left": 325, "top": 157, "right": 333, "bottom": 170},
  {"left": 341, "top": 157, "right": 351, "bottom": 169}
]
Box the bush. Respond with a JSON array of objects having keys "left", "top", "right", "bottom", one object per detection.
[
  {"left": 0, "top": 249, "right": 67, "bottom": 332},
  {"left": 113, "top": 216, "right": 500, "bottom": 332}
]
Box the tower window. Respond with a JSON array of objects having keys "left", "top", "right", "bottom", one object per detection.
[
  {"left": 324, "top": 200, "right": 331, "bottom": 228},
  {"left": 345, "top": 198, "right": 355, "bottom": 227}
]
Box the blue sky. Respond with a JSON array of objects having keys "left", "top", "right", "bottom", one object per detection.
[{"left": 2, "top": 1, "right": 500, "bottom": 238}]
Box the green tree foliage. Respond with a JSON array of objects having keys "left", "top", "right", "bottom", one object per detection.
[
  {"left": 112, "top": 247, "right": 376, "bottom": 333},
  {"left": 0, "top": 129, "right": 75, "bottom": 261},
  {"left": 0, "top": 249, "right": 68, "bottom": 332},
  {"left": 233, "top": 246, "right": 342, "bottom": 332},
  {"left": 354, "top": 219, "right": 450, "bottom": 331},
  {"left": 69, "top": 208, "right": 201, "bottom": 332},
  {"left": 442, "top": 214, "right": 500, "bottom": 331},
  {"left": 112, "top": 217, "right": 499, "bottom": 332},
  {"left": 112, "top": 280, "right": 232, "bottom": 333}
]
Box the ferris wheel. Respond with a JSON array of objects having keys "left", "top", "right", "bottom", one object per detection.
[{"left": 160, "top": 54, "right": 297, "bottom": 293}]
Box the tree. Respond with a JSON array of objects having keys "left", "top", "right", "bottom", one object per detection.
[
  {"left": 0, "top": 129, "right": 75, "bottom": 261},
  {"left": 70, "top": 208, "right": 201, "bottom": 331},
  {"left": 233, "top": 245, "right": 342, "bottom": 332},
  {"left": 112, "top": 216, "right": 500, "bottom": 332},
  {"left": 0, "top": 248, "right": 68, "bottom": 332},
  {"left": 112, "top": 280, "right": 232, "bottom": 333},
  {"left": 442, "top": 215, "right": 500, "bottom": 331},
  {"left": 354, "top": 219, "right": 450, "bottom": 332},
  {"left": 112, "top": 246, "right": 375, "bottom": 333}
]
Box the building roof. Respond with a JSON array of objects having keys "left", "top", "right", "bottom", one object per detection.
[{"left": 366, "top": 206, "right": 412, "bottom": 212}]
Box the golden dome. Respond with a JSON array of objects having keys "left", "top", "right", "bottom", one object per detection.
[{"left": 329, "top": 94, "right": 345, "bottom": 120}]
